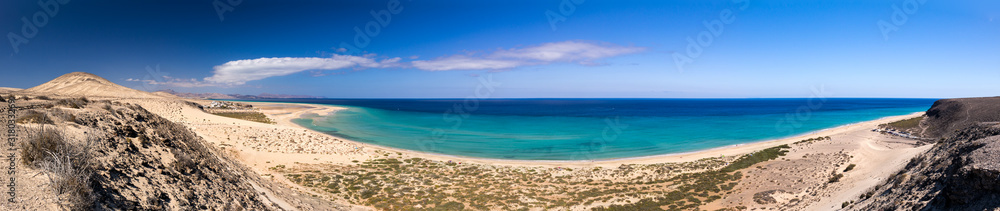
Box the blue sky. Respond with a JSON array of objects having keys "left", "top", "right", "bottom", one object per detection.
[{"left": 1, "top": 0, "right": 998, "bottom": 98}]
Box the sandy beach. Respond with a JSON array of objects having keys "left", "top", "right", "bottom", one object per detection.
[{"left": 237, "top": 100, "right": 925, "bottom": 166}]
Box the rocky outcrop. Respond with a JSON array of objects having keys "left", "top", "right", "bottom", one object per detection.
[
  {"left": 852, "top": 115, "right": 1000, "bottom": 210},
  {"left": 12, "top": 99, "right": 344, "bottom": 210}
]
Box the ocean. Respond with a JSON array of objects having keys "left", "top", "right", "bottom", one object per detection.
[{"left": 244, "top": 98, "right": 936, "bottom": 160}]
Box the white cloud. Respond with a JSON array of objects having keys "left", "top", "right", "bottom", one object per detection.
[
  {"left": 411, "top": 41, "right": 644, "bottom": 71},
  {"left": 128, "top": 55, "right": 400, "bottom": 88},
  {"left": 412, "top": 55, "right": 525, "bottom": 71},
  {"left": 205, "top": 55, "right": 399, "bottom": 85}
]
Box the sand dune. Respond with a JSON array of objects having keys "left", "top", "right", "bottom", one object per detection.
[
  {"left": 151, "top": 90, "right": 181, "bottom": 98},
  {"left": 20, "top": 72, "right": 160, "bottom": 99},
  {"left": 0, "top": 87, "right": 22, "bottom": 93}
]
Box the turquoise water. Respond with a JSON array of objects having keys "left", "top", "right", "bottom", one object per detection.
[{"left": 262, "top": 99, "right": 936, "bottom": 160}]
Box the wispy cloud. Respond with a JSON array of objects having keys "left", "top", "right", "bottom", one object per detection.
[
  {"left": 412, "top": 41, "right": 644, "bottom": 71},
  {"left": 128, "top": 54, "right": 399, "bottom": 87},
  {"left": 127, "top": 41, "right": 639, "bottom": 87},
  {"left": 206, "top": 55, "right": 400, "bottom": 85},
  {"left": 412, "top": 56, "right": 524, "bottom": 71},
  {"left": 126, "top": 76, "right": 217, "bottom": 88}
]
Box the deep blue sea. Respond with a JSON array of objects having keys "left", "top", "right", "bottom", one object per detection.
[{"left": 242, "top": 98, "right": 936, "bottom": 160}]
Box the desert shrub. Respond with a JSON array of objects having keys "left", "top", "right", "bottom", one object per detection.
[
  {"left": 57, "top": 98, "right": 89, "bottom": 109},
  {"left": 36, "top": 96, "right": 52, "bottom": 100},
  {"left": 828, "top": 173, "right": 844, "bottom": 183},
  {"left": 171, "top": 150, "right": 198, "bottom": 175},
  {"left": 434, "top": 201, "right": 465, "bottom": 211},
  {"left": 844, "top": 164, "right": 856, "bottom": 172},
  {"left": 48, "top": 109, "right": 77, "bottom": 123},
  {"left": 42, "top": 151, "right": 94, "bottom": 210},
  {"left": 16, "top": 110, "right": 54, "bottom": 124},
  {"left": 20, "top": 127, "right": 64, "bottom": 165},
  {"left": 720, "top": 145, "right": 790, "bottom": 172},
  {"left": 20, "top": 127, "right": 94, "bottom": 210}
]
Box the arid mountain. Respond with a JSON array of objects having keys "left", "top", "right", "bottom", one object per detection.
[
  {"left": 921, "top": 97, "right": 1000, "bottom": 138},
  {"left": 851, "top": 97, "right": 1000, "bottom": 210},
  {"left": 158, "top": 89, "right": 324, "bottom": 99},
  {"left": 21, "top": 72, "right": 160, "bottom": 99}
]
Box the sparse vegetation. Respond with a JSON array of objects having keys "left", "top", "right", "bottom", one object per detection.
[
  {"left": 881, "top": 116, "right": 923, "bottom": 131},
  {"left": 56, "top": 97, "right": 90, "bottom": 109},
  {"left": 209, "top": 111, "right": 275, "bottom": 124},
  {"left": 275, "top": 144, "right": 785, "bottom": 210},
  {"left": 720, "top": 144, "right": 791, "bottom": 172},
  {"left": 16, "top": 110, "right": 54, "bottom": 124},
  {"left": 279, "top": 153, "right": 758, "bottom": 210},
  {"left": 793, "top": 136, "right": 831, "bottom": 145},
  {"left": 828, "top": 171, "right": 844, "bottom": 183},
  {"left": 20, "top": 127, "right": 95, "bottom": 210},
  {"left": 844, "top": 164, "right": 856, "bottom": 172}
]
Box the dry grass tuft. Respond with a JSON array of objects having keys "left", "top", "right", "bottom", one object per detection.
[
  {"left": 16, "top": 110, "right": 54, "bottom": 124},
  {"left": 20, "top": 126, "right": 95, "bottom": 210},
  {"left": 56, "top": 97, "right": 90, "bottom": 109}
]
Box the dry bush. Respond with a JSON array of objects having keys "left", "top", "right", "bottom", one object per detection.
[
  {"left": 20, "top": 127, "right": 63, "bottom": 165},
  {"left": 20, "top": 126, "right": 95, "bottom": 210},
  {"left": 48, "top": 109, "right": 80, "bottom": 124},
  {"left": 36, "top": 95, "right": 52, "bottom": 100},
  {"left": 41, "top": 152, "right": 94, "bottom": 210},
  {"left": 16, "top": 110, "right": 54, "bottom": 124},
  {"left": 57, "top": 98, "right": 89, "bottom": 109}
]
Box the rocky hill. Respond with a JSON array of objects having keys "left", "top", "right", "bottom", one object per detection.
[
  {"left": 921, "top": 97, "right": 1000, "bottom": 138},
  {"left": 850, "top": 97, "right": 1000, "bottom": 210}
]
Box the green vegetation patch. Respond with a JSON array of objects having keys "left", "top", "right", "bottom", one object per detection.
[
  {"left": 843, "top": 164, "right": 856, "bottom": 172},
  {"left": 209, "top": 111, "right": 275, "bottom": 124},
  {"left": 882, "top": 116, "right": 923, "bottom": 130},
  {"left": 720, "top": 144, "right": 790, "bottom": 172},
  {"left": 594, "top": 145, "right": 790, "bottom": 211}
]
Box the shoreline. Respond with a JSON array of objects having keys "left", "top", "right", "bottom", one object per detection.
[{"left": 241, "top": 100, "right": 925, "bottom": 167}]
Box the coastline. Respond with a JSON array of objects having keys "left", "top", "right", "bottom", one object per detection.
[
  {"left": 242, "top": 100, "right": 925, "bottom": 167},
  {"left": 132, "top": 96, "right": 934, "bottom": 210}
]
